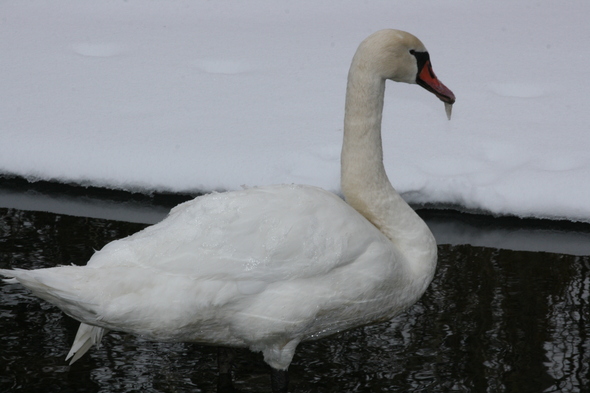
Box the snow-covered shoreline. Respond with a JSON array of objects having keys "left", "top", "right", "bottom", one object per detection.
[
  {"left": 2, "top": 176, "right": 590, "bottom": 256},
  {"left": 2, "top": 1, "right": 589, "bottom": 222}
]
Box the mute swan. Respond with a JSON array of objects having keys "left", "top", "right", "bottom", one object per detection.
[{"left": 1, "top": 29, "right": 455, "bottom": 392}]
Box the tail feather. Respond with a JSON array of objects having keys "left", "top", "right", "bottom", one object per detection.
[
  {"left": 0, "top": 267, "right": 100, "bottom": 315},
  {"left": 0, "top": 269, "right": 20, "bottom": 283},
  {"left": 66, "top": 323, "right": 108, "bottom": 364},
  {"left": 1, "top": 268, "right": 107, "bottom": 363}
]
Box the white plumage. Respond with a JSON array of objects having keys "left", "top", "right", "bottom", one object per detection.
[{"left": 1, "top": 29, "right": 455, "bottom": 391}]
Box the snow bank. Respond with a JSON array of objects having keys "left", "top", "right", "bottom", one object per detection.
[{"left": 2, "top": 1, "right": 589, "bottom": 221}]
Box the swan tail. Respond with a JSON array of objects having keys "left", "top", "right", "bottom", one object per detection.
[
  {"left": 1, "top": 268, "right": 108, "bottom": 363},
  {"left": 0, "top": 269, "right": 20, "bottom": 283},
  {"left": 0, "top": 267, "right": 92, "bottom": 306},
  {"left": 66, "top": 323, "right": 108, "bottom": 364}
]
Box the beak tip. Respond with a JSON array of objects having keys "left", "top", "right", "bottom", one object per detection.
[{"left": 444, "top": 102, "right": 453, "bottom": 120}]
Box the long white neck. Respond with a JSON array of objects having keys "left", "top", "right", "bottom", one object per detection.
[{"left": 340, "top": 50, "right": 436, "bottom": 275}]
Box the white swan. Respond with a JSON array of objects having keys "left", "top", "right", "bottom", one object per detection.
[{"left": 1, "top": 29, "right": 455, "bottom": 392}]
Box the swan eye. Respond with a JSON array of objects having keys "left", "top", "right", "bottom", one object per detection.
[{"left": 409, "top": 49, "right": 416, "bottom": 55}]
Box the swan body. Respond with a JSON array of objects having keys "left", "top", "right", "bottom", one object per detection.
[
  {"left": 1, "top": 29, "right": 455, "bottom": 390},
  {"left": 4, "top": 185, "right": 429, "bottom": 369}
]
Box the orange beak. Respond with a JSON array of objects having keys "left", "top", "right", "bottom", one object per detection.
[{"left": 416, "top": 60, "right": 455, "bottom": 104}]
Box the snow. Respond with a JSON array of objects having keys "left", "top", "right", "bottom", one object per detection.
[{"left": 2, "top": 0, "right": 590, "bottom": 222}]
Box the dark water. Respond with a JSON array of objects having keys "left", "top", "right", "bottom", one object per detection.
[{"left": 1, "top": 207, "right": 589, "bottom": 392}]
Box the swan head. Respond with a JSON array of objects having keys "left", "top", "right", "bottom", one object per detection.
[{"left": 354, "top": 29, "right": 455, "bottom": 105}]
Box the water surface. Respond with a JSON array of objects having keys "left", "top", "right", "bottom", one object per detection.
[{"left": 1, "top": 205, "right": 589, "bottom": 392}]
